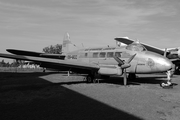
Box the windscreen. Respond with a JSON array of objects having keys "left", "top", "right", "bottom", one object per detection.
[{"left": 126, "top": 41, "right": 147, "bottom": 52}]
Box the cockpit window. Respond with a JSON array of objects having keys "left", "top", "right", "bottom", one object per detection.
[{"left": 126, "top": 41, "right": 147, "bottom": 52}]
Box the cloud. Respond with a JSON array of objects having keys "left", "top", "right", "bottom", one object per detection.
[
  {"left": 0, "top": 0, "right": 178, "bottom": 25},
  {"left": 0, "top": 0, "right": 179, "bottom": 44},
  {"left": 43, "top": 0, "right": 178, "bottom": 28}
]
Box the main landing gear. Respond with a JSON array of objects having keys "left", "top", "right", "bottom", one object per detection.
[
  {"left": 84, "top": 73, "right": 137, "bottom": 84},
  {"left": 84, "top": 73, "right": 99, "bottom": 83},
  {"left": 86, "top": 75, "right": 95, "bottom": 83},
  {"left": 160, "top": 70, "right": 173, "bottom": 88}
]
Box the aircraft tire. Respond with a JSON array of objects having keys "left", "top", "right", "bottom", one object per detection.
[
  {"left": 86, "top": 75, "right": 93, "bottom": 83},
  {"left": 160, "top": 82, "right": 173, "bottom": 89}
]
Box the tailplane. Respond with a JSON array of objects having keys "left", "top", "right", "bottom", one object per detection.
[{"left": 62, "top": 33, "right": 71, "bottom": 54}]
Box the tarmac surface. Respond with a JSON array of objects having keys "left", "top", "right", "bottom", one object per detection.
[{"left": 0, "top": 72, "right": 180, "bottom": 120}]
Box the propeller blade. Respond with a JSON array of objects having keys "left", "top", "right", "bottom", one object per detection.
[
  {"left": 123, "top": 69, "right": 127, "bottom": 85},
  {"left": 113, "top": 55, "right": 124, "bottom": 65},
  {"left": 164, "top": 48, "right": 167, "bottom": 57},
  {"left": 127, "top": 54, "right": 136, "bottom": 63},
  {"left": 114, "top": 54, "right": 136, "bottom": 86}
]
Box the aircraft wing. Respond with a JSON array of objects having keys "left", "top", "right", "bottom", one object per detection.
[
  {"left": 39, "top": 53, "right": 65, "bottom": 59},
  {"left": 7, "top": 49, "right": 65, "bottom": 59},
  {"left": 0, "top": 53, "right": 99, "bottom": 71},
  {"left": 115, "top": 38, "right": 165, "bottom": 55},
  {"left": 7, "top": 49, "right": 43, "bottom": 56}
]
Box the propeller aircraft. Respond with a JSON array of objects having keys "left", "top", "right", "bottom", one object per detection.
[{"left": 0, "top": 34, "right": 174, "bottom": 87}]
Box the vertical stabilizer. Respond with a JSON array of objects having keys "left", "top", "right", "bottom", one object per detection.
[{"left": 62, "top": 33, "right": 71, "bottom": 54}]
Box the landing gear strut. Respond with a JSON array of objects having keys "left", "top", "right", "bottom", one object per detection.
[{"left": 160, "top": 70, "right": 173, "bottom": 88}]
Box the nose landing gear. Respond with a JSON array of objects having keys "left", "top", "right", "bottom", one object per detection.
[{"left": 160, "top": 70, "right": 173, "bottom": 88}]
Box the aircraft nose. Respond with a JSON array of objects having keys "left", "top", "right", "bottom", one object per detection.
[
  {"left": 155, "top": 57, "right": 173, "bottom": 72},
  {"left": 145, "top": 51, "right": 173, "bottom": 72}
]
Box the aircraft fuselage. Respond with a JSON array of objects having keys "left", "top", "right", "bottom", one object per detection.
[{"left": 65, "top": 46, "right": 172, "bottom": 74}]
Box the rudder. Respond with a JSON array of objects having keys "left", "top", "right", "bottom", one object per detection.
[{"left": 62, "top": 33, "right": 71, "bottom": 54}]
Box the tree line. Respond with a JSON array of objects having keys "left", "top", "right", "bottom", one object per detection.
[
  {"left": 0, "top": 59, "right": 20, "bottom": 67},
  {"left": 42, "top": 44, "right": 62, "bottom": 54}
]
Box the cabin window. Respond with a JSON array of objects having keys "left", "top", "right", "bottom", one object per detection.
[
  {"left": 99, "top": 52, "right": 106, "bottom": 58},
  {"left": 85, "top": 53, "right": 88, "bottom": 57},
  {"left": 107, "top": 52, "right": 114, "bottom": 58},
  {"left": 72, "top": 55, "right": 77, "bottom": 59},
  {"left": 93, "top": 52, "right": 99, "bottom": 58},
  {"left": 67, "top": 55, "right": 72, "bottom": 59},
  {"left": 115, "top": 52, "right": 122, "bottom": 57}
]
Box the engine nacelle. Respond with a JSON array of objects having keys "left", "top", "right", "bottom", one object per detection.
[
  {"left": 168, "top": 48, "right": 180, "bottom": 59},
  {"left": 98, "top": 67, "right": 123, "bottom": 76}
]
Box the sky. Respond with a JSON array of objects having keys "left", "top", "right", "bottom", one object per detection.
[{"left": 0, "top": 0, "right": 180, "bottom": 62}]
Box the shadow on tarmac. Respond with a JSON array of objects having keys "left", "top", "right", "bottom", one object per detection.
[
  {"left": 100, "top": 75, "right": 166, "bottom": 85},
  {"left": 0, "top": 72, "right": 143, "bottom": 120}
]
